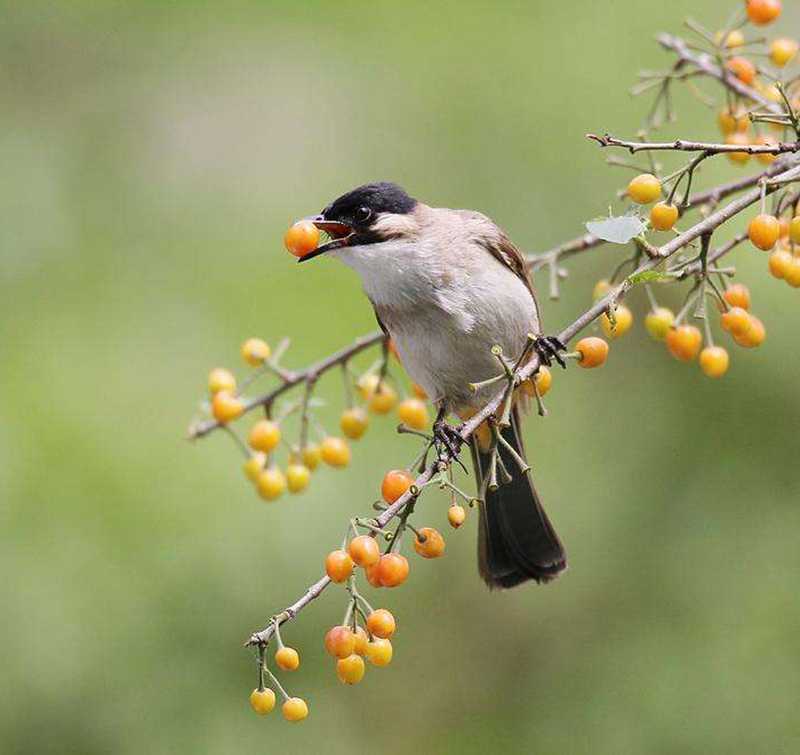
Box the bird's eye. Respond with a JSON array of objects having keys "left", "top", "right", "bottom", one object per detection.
[{"left": 355, "top": 206, "right": 372, "bottom": 224}]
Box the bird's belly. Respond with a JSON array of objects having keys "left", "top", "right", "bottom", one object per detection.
[{"left": 383, "top": 299, "right": 535, "bottom": 411}]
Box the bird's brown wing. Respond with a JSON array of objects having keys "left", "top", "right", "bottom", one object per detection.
[{"left": 478, "top": 229, "right": 542, "bottom": 330}]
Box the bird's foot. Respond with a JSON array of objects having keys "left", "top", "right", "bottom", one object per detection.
[
  {"left": 433, "top": 419, "right": 464, "bottom": 460},
  {"left": 532, "top": 335, "right": 567, "bottom": 369}
]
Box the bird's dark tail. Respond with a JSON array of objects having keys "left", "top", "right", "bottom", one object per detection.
[{"left": 470, "top": 406, "right": 567, "bottom": 588}]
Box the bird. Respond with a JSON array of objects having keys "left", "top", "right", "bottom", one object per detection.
[{"left": 299, "top": 181, "right": 566, "bottom": 588}]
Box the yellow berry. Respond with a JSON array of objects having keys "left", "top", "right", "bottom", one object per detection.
[
  {"left": 768, "top": 249, "right": 793, "bottom": 279},
  {"left": 240, "top": 338, "right": 271, "bottom": 367},
  {"left": 790, "top": 217, "right": 800, "bottom": 244},
  {"left": 256, "top": 467, "right": 287, "bottom": 501},
  {"left": 650, "top": 202, "right": 679, "bottom": 231},
  {"left": 699, "top": 346, "right": 730, "bottom": 378},
  {"left": 286, "top": 464, "right": 311, "bottom": 493},
  {"left": 627, "top": 174, "right": 662, "bottom": 205},
  {"left": 756, "top": 134, "right": 777, "bottom": 165},
  {"left": 770, "top": 37, "right": 798, "bottom": 67},
  {"left": 369, "top": 384, "right": 398, "bottom": 414},
  {"left": 320, "top": 436, "right": 351, "bottom": 467},
  {"left": 397, "top": 398, "right": 429, "bottom": 430},
  {"left": 211, "top": 391, "right": 244, "bottom": 423},
  {"left": 592, "top": 279, "right": 611, "bottom": 301},
  {"left": 534, "top": 366, "right": 552, "bottom": 396},
  {"left": 722, "top": 283, "right": 751, "bottom": 311},
  {"left": 448, "top": 504, "right": 466, "bottom": 528},
  {"left": 282, "top": 697, "right": 309, "bottom": 722},
  {"left": 600, "top": 304, "right": 633, "bottom": 339},
  {"left": 365, "top": 638, "right": 393, "bottom": 667},
  {"left": 718, "top": 108, "right": 749, "bottom": 135},
  {"left": 725, "top": 133, "right": 752, "bottom": 165},
  {"left": 715, "top": 29, "right": 745, "bottom": 48},
  {"left": 248, "top": 420, "right": 282, "bottom": 453},
  {"left": 336, "top": 654, "right": 366, "bottom": 685},
  {"left": 301, "top": 443, "right": 321, "bottom": 471},
  {"left": 275, "top": 646, "right": 300, "bottom": 671},
  {"left": 645, "top": 307, "right": 675, "bottom": 341},
  {"left": 748, "top": 214, "right": 781, "bottom": 251},
  {"left": 785, "top": 257, "right": 800, "bottom": 288},
  {"left": 208, "top": 367, "right": 236, "bottom": 395},
  {"left": 243, "top": 453, "right": 266, "bottom": 482},
  {"left": 340, "top": 407, "right": 369, "bottom": 440},
  {"left": 250, "top": 688, "right": 276, "bottom": 715}
]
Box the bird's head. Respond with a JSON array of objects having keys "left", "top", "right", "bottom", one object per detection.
[{"left": 299, "top": 182, "right": 418, "bottom": 262}]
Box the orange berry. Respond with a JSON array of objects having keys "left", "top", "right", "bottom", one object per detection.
[
  {"left": 256, "top": 466, "right": 287, "bottom": 501},
  {"left": 725, "top": 133, "right": 752, "bottom": 164},
  {"left": 666, "top": 325, "right": 703, "bottom": 362},
  {"left": 353, "top": 626, "right": 369, "bottom": 655},
  {"left": 645, "top": 307, "right": 675, "bottom": 341},
  {"left": 284, "top": 220, "right": 319, "bottom": 258},
  {"left": 324, "top": 625, "right": 356, "bottom": 658},
  {"left": 447, "top": 504, "right": 466, "bottom": 529},
  {"left": 248, "top": 419, "right": 281, "bottom": 452},
  {"left": 281, "top": 697, "right": 309, "bottom": 722},
  {"left": 243, "top": 452, "right": 266, "bottom": 482},
  {"left": 785, "top": 257, "right": 800, "bottom": 288},
  {"left": 768, "top": 248, "right": 793, "bottom": 279},
  {"left": 521, "top": 366, "right": 553, "bottom": 398},
  {"left": 718, "top": 108, "right": 749, "bottom": 135},
  {"left": 208, "top": 367, "right": 236, "bottom": 395},
  {"left": 746, "top": 0, "right": 782, "bottom": 25},
  {"left": 381, "top": 469, "right": 414, "bottom": 503},
  {"left": 397, "top": 398, "right": 429, "bottom": 430},
  {"left": 699, "top": 346, "right": 730, "bottom": 378},
  {"left": 733, "top": 315, "right": 766, "bottom": 348},
  {"left": 376, "top": 552, "right": 410, "bottom": 587},
  {"left": 575, "top": 336, "right": 609, "bottom": 368},
  {"left": 720, "top": 306, "right": 752, "bottom": 336},
  {"left": 364, "top": 562, "right": 384, "bottom": 588},
  {"left": 411, "top": 382, "right": 428, "bottom": 400},
  {"left": 592, "top": 279, "right": 611, "bottom": 301},
  {"left": 748, "top": 214, "right": 780, "bottom": 251},
  {"left": 250, "top": 687, "right": 276, "bottom": 715},
  {"left": 627, "top": 173, "right": 662, "bottom": 204},
  {"left": 275, "top": 646, "right": 300, "bottom": 671},
  {"left": 726, "top": 56, "right": 756, "bottom": 86},
  {"left": 600, "top": 304, "right": 633, "bottom": 339},
  {"left": 340, "top": 407, "right": 369, "bottom": 440},
  {"left": 286, "top": 463, "right": 311, "bottom": 493},
  {"left": 650, "top": 202, "right": 679, "bottom": 231},
  {"left": 723, "top": 283, "right": 751, "bottom": 310},
  {"left": 770, "top": 37, "right": 798, "bottom": 66},
  {"left": 241, "top": 337, "right": 271, "bottom": 366},
  {"left": 337, "top": 654, "right": 366, "bottom": 685},
  {"left": 365, "top": 638, "right": 393, "bottom": 667},
  {"left": 755, "top": 134, "right": 777, "bottom": 165},
  {"left": 325, "top": 549, "right": 354, "bottom": 583},
  {"left": 348, "top": 535, "right": 381, "bottom": 568},
  {"left": 301, "top": 443, "right": 321, "bottom": 470},
  {"left": 211, "top": 391, "right": 244, "bottom": 423},
  {"left": 320, "top": 436, "right": 351, "bottom": 467},
  {"left": 790, "top": 216, "right": 800, "bottom": 244},
  {"left": 366, "top": 609, "right": 396, "bottom": 639},
  {"left": 413, "top": 527, "right": 446, "bottom": 559}
]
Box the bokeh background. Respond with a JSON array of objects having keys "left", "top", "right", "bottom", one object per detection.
[{"left": 2, "top": 1, "right": 799, "bottom": 753}]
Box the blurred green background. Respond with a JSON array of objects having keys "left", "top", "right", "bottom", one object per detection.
[{"left": 2, "top": 1, "right": 799, "bottom": 753}]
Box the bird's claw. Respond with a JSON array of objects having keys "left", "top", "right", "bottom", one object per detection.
[
  {"left": 533, "top": 335, "right": 567, "bottom": 369},
  {"left": 433, "top": 421, "right": 467, "bottom": 472}
]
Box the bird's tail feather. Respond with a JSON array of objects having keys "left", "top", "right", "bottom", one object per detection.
[{"left": 470, "top": 406, "right": 566, "bottom": 588}]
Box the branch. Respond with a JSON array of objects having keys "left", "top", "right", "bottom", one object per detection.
[
  {"left": 187, "top": 331, "right": 385, "bottom": 440},
  {"left": 587, "top": 133, "right": 800, "bottom": 156},
  {"left": 245, "top": 157, "right": 800, "bottom": 648},
  {"left": 656, "top": 33, "right": 785, "bottom": 116}
]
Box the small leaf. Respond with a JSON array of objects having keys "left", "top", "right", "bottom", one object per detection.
[{"left": 586, "top": 215, "right": 646, "bottom": 244}]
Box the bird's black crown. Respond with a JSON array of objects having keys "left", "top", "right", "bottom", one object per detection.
[{"left": 322, "top": 182, "right": 416, "bottom": 226}]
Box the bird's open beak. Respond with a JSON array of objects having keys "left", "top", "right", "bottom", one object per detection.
[{"left": 297, "top": 215, "right": 354, "bottom": 262}]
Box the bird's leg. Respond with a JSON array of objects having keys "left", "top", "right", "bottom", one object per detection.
[
  {"left": 531, "top": 334, "right": 567, "bottom": 369},
  {"left": 432, "top": 405, "right": 465, "bottom": 464}
]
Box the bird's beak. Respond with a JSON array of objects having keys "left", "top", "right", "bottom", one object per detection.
[{"left": 297, "top": 215, "right": 354, "bottom": 262}]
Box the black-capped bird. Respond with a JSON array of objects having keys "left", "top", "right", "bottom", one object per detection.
[{"left": 300, "top": 182, "right": 566, "bottom": 588}]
